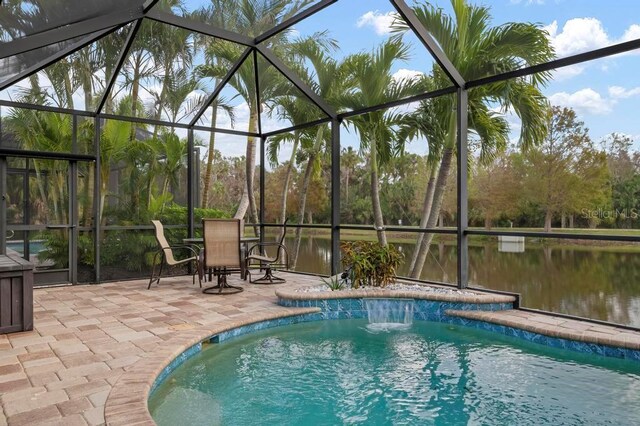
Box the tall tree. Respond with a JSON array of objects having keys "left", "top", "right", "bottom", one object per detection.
[
  {"left": 523, "top": 106, "right": 609, "bottom": 231},
  {"left": 342, "top": 40, "right": 421, "bottom": 245},
  {"left": 395, "top": 0, "right": 553, "bottom": 277},
  {"left": 470, "top": 151, "right": 521, "bottom": 228},
  {"left": 196, "top": 0, "right": 316, "bottom": 224}
]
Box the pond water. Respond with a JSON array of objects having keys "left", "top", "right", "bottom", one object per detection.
[{"left": 287, "top": 236, "right": 640, "bottom": 327}]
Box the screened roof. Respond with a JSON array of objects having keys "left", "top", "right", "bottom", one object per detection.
[{"left": 0, "top": 0, "right": 638, "bottom": 135}]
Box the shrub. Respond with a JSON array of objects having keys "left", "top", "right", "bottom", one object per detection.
[
  {"left": 340, "top": 241, "right": 403, "bottom": 288},
  {"left": 322, "top": 275, "right": 345, "bottom": 291}
]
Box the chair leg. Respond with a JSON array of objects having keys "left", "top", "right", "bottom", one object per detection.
[
  {"left": 249, "top": 265, "right": 286, "bottom": 285},
  {"left": 202, "top": 267, "right": 243, "bottom": 295},
  {"left": 148, "top": 252, "right": 163, "bottom": 289},
  {"left": 195, "top": 260, "right": 202, "bottom": 288}
]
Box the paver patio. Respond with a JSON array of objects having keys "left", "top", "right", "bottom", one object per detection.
[
  {"left": 0, "top": 273, "right": 318, "bottom": 426},
  {"left": 1, "top": 273, "right": 639, "bottom": 425}
]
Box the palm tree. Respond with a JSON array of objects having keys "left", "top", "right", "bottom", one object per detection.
[
  {"left": 196, "top": 0, "right": 316, "bottom": 223},
  {"left": 265, "top": 35, "right": 339, "bottom": 243},
  {"left": 266, "top": 97, "right": 311, "bottom": 230},
  {"left": 5, "top": 106, "right": 73, "bottom": 226},
  {"left": 267, "top": 42, "right": 348, "bottom": 266},
  {"left": 149, "top": 131, "right": 189, "bottom": 211},
  {"left": 395, "top": 0, "right": 553, "bottom": 278},
  {"left": 342, "top": 39, "right": 422, "bottom": 246},
  {"left": 341, "top": 147, "right": 360, "bottom": 204}
]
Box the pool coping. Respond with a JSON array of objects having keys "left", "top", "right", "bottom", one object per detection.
[
  {"left": 275, "top": 285, "right": 516, "bottom": 304},
  {"left": 447, "top": 309, "right": 640, "bottom": 351},
  {"left": 104, "top": 307, "right": 320, "bottom": 426}
]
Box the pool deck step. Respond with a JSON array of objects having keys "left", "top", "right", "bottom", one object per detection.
[{"left": 446, "top": 309, "right": 640, "bottom": 351}]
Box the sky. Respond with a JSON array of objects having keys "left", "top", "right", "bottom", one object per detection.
[
  {"left": 213, "top": 0, "right": 640, "bottom": 162},
  {"left": 291, "top": 0, "right": 640, "bottom": 156},
  {"left": 2, "top": 0, "right": 640, "bottom": 162}
]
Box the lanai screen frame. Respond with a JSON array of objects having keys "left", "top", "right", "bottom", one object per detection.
[{"left": 1, "top": 0, "right": 640, "bottom": 325}]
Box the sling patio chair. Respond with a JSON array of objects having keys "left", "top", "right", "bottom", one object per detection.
[
  {"left": 245, "top": 219, "right": 289, "bottom": 284},
  {"left": 202, "top": 218, "right": 244, "bottom": 294},
  {"left": 148, "top": 220, "right": 201, "bottom": 289}
]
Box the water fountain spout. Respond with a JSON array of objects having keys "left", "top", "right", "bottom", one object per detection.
[{"left": 364, "top": 298, "right": 414, "bottom": 331}]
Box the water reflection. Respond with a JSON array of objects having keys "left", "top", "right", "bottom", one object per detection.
[{"left": 287, "top": 236, "right": 640, "bottom": 327}]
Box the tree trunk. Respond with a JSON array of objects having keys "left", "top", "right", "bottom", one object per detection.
[
  {"left": 569, "top": 214, "right": 574, "bottom": 228},
  {"left": 561, "top": 211, "right": 566, "bottom": 228},
  {"left": 104, "top": 62, "right": 114, "bottom": 114},
  {"left": 201, "top": 106, "right": 219, "bottom": 208},
  {"left": 544, "top": 210, "right": 552, "bottom": 232},
  {"left": 234, "top": 108, "right": 259, "bottom": 231},
  {"left": 291, "top": 126, "right": 325, "bottom": 267},
  {"left": 63, "top": 70, "right": 74, "bottom": 110},
  {"left": 408, "top": 167, "right": 438, "bottom": 272},
  {"left": 345, "top": 169, "right": 350, "bottom": 203},
  {"left": 129, "top": 56, "right": 142, "bottom": 216},
  {"left": 409, "top": 147, "right": 454, "bottom": 279},
  {"left": 81, "top": 72, "right": 93, "bottom": 228},
  {"left": 370, "top": 142, "right": 387, "bottom": 246},
  {"left": 279, "top": 136, "right": 299, "bottom": 240},
  {"left": 484, "top": 216, "right": 492, "bottom": 229}
]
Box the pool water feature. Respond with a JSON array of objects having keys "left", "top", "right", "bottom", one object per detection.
[
  {"left": 148, "top": 320, "right": 640, "bottom": 425},
  {"left": 364, "top": 298, "right": 414, "bottom": 332}
]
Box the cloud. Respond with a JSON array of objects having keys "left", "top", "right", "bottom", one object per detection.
[
  {"left": 608, "top": 86, "right": 640, "bottom": 99},
  {"left": 621, "top": 24, "right": 640, "bottom": 42},
  {"left": 544, "top": 18, "right": 609, "bottom": 57},
  {"left": 392, "top": 68, "right": 423, "bottom": 82},
  {"left": 356, "top": 11, "right": 395, "bottom": 36},
  {"left": 550, "top": 64, "right": 586, "bottom": 80},
  {"left": 545, "top": 18, "right": 640, "bottom": 58},
  {"left": 548, "top": 88, "right": 614, "bottom": 115}
]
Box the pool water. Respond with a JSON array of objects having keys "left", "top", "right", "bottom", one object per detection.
[
  {"left": 6, "top": 240, "right": 45, "bottom": 255},
  {"left": 149, "top": 320, "right": 640, "bottom": 425}
]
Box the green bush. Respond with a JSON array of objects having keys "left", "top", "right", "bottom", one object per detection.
[
  {"left": 340, "top": 241, "right": 403, "bottom": 288},
  {"left": 39, "top": 204, "right": 229, "bottom": 273}
]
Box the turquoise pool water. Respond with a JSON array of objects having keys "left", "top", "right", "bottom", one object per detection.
[
  {"left": 149, "top": 320, "right": 640, "bottom": 425},
  {"left": 7, "top": 240, "right": 45, "bottom": 255}
]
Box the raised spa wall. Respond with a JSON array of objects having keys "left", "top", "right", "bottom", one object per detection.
[
  {"left": 275, "top": 287, "right": 640, "bottom": 362},
  {"left": 275, "top": 288, "right": 514, "bottom": 322}
]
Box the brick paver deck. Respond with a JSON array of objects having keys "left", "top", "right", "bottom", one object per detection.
[
  {"left": 1, "top": 273, "right": 639, "bottom": 425},
  {"left": 0, "top": 273, "right": 318, "bottom": 426}
]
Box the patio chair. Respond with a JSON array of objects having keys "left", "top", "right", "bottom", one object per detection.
[
  {"left": 202, "top": 218, "right": 244, "bottom": 294},
  {"left": 246, "top": 220, "right": 289, "bottom": 284},
  {"left": 148, "top": 220, "right": 201, "bottom": 289}
]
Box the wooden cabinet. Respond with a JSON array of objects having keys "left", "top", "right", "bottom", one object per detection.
[{"left": 0, "top": 255, "right": 34, "bottom": 334}]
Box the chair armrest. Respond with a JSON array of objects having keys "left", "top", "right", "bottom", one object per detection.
[
  {"left": 246, "top": 243, "right": 289, "bottom": 268},
  {"left": 247, "top": 242, "right": 286, "bottom": 255},
  {"left": 164, "top": 244, "right": 199, "bottom": 258}
]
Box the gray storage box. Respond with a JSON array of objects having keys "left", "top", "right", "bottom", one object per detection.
[{"left": 0, "top": 255, "right": 34, "bottom": 334}]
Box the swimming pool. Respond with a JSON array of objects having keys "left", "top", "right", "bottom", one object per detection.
[
  {"left": 148, "top": 319, "right": 640, "bottom": 425},
  {"left": 6, "top": 240, "right": 45, "bottom": 255}
]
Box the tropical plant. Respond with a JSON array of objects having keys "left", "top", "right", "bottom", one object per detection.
[
  {"left": 322, "top": 275, "right": 345, "bottom": 291},
  {"left": 196, "top": 0, "right": 318, "bottom": 224},
  {"left": 342, "top": 39, "right": 422, "bottom": 246},
  {"left": 394, "top": 0, "right": 554, "bottom": 277},
  {"left": 341, "top": 241, "right": 404, "bottom": 288}
]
